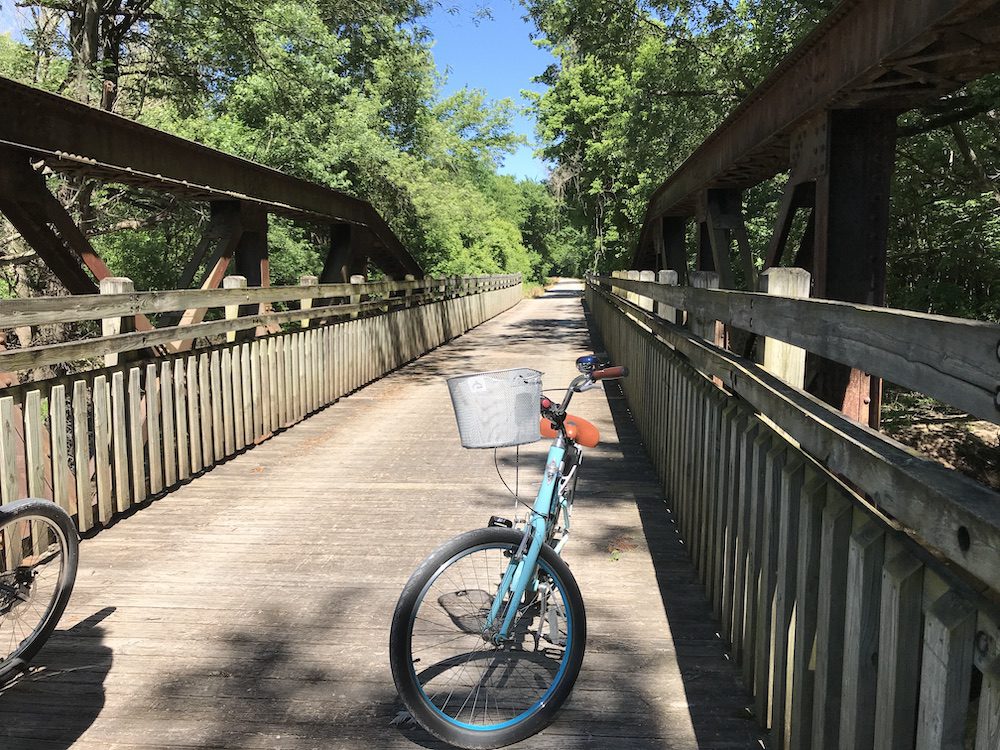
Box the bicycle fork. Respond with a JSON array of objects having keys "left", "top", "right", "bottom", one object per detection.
[{"left": 485, "top": 442, "right": 566, "bottom": 643}]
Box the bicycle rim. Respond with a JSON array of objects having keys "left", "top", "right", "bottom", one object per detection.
[
  {"left": 0, "top": 512, "right": 71, "bottom": 667},
  {"left": 407, "top": 541, "right": 574, "bottom": 732}
]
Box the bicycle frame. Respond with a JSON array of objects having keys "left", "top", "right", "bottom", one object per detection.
[{"left": 485, "top": 437, "right": 569, "bottom": 641}]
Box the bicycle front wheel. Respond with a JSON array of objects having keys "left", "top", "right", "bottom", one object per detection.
[
  {"left": 0, "top": 499, "right": 79, "bottom": 682},
  {"left": 389, "top": 527, "right": 586, "bottom": 749}
]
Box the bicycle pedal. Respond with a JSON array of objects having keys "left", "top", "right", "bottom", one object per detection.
[{"left": 488, "top": 516, "right": 513, "bottom": 528}]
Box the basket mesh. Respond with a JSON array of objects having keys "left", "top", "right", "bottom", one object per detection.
[{"left": 447, "top": 368, "right": 542, "bottom": 449}]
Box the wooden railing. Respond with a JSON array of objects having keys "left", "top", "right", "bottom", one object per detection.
[
  {"left": 0, "top": 274, "right": 522, "bottom": 532},
  {"left": 586, "top": 271, "right": 1000, "bottom": 750}
]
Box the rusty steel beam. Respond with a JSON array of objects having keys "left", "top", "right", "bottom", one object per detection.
[
  {"left": 634, "top": 0, "right": 1000, "bottom": 267},
  {"left": 0, "top": 77, "right": 422, "bottom": 279}
]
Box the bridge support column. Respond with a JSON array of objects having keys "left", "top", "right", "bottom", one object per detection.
[
  {"left": 656, "top": 216, "right": 689, "bottom": 286},
  {"left": 808, "top": 109, "right": 898, "bottom": 427},
  {"left": 321, "top": 223, "right": 368, "bottom": 284}
]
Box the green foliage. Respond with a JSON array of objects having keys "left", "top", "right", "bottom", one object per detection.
[
  {"left": 523, "top": 0, "right": 1000, "bottom": 322},
  {"left": 1, "top": 0, "right": 557, "bottom": 292}
]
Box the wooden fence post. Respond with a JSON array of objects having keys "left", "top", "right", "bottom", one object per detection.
[
  {"left": 639, "top": 270, "right": 655, "bottom": 312},
  {"left": 627, "top": 270, "right": 640, "bottom": 305},
  {"left": 101, "top": 277, "right": 134, "bottom": 367},
  {"left": 223, "top": 275, "right": 247, "bottom": 343},
  {"left": 689, "top": 271, "right": 723, "bottom": 347},
  {"left": 760, "top": 268, "right": 810, "bottom": 388},
  {"left": 656, "top": 269, "right": 679, "bottom": 323},
  {"left": 404, "top": 273, "right": 415, "bottom": 308},
  {"left": 350, "top": 274, "right": 365, "bottom": 320},
  {"left": 299, "top": 275, "right": 318, "bottom": 328}
]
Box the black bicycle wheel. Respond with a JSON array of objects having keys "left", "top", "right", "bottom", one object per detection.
[
  {"left": 389, "top": 527, "right": 586, "bottom": 749},
  {"left": 0, "top": 499, "right": 79, "bottom": 682}
]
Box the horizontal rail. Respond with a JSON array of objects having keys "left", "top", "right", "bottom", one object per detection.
[
  {"left": 0, "top": 282, "right": 523, "bottom": 532},
  {"left": 0, "top": 275, "right": 521, "bottom": 328},
  {"left": 0, "top": 275, "right": 521, "bottom": 372},
  {"left": 588, "top": 282, "right": 1000, "bottom": 746},
  {"left": 589, "top": 281, "right": 1000, "bottom": 590},
  {"left": 597, "top": 275, "right": 1000, "bottom": 425}
]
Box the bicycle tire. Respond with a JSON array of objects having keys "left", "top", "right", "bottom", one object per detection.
[
  {"left": 0, "top": 499, "right": 79, "bottom": 682},
  {"left": 389, "top": 527, "right": 586, "bottom": 749}
]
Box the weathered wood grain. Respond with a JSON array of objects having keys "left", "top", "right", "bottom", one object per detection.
[
  {"left": 593, "top": 286, "right": 1000, "bottom": 592},
  {"left": 72, "top": 380, "right": 92, "bottom": 531},
  {"left": 0, "top": 280, "right": 759, "bottom": 750},
  {"left": 49, "top": 384, "right": 70, "bottom": 512},
  {"left": 598, "top": 275, "right": 1000, "bottom": 423},
  {"left": 92, "top": 375, "right": 113, "bottom": 523},
  {"left": 146, "top": 364, "right": 163, "bottom": 495},
  {"left": 0, "top": 276, "right": 520, "bottom": 328},
  {"left": 916, "top": 589, "right": 976, "bottom": 749},
  {"left": 873, "top": 545, "right": 924, "bottom": 750},
  {"left": 0, "top": 397, "right": 17, "bottom": 505}
]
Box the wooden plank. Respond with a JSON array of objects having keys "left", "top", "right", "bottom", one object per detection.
[
  {"left": 873, "top": 545, "right": 924, "bottom": 750},
  {"left": 221, "top": 348, "right": 235, "bottom": 456},
  {"left": 916, "top": 590, "right": 976, "bottom": 749},
  {"left": 770, "top": 457, "right": 806, "bottom": 748},
  {"left": 976, "top": 674, "right": 1000, "bottom": 749},
  {"left": 209, "top": 351, "right": 224, "bottom": 460},
  {"left": 838, "top": 513, "right": 885, "bottom": 750},
  {"left": 110, "top": 371, "right": 131, "bottom": 513},
  {"left": 92, "top": 375, "right": 113, "bottom": 523},
  {"left": 240, "top": 343, "right": 253, "bottom": 445},
  {"left": 598, "top": 276, "right": 1000, "bottom": 425},
  {"left": 127, "top": 367, "right": 147, "bottom": 503},
  {"left": 254, "top": 340, "right": 267, "bottom": 439},
  {"left": 595, "top": 287, "right": 1000, "bottom": 589},
  {"left": 292, "top": 331, "right": 302, "bottom": 421},
  {"left": 0, "top": 277, "right": 448, "bottom": 328},
  {"left": 231, "top": 345, "right": 245, "bottom": 452},
  {"left": 0, "top": 297, "right": 399, "bottom": 373},
  {"left": 742, "top": 429, "right": 774, "bottom": 686},
  {"left": 708, "top": 402, "right": 739, "bottom": 618},
  {"left": 812, "top": 489, "right": 852, "bottom": 750},
  {"left": 754, "top": 442, "right": 787, "bottom": 720},
  {"left": 199, "top": 353, "right": 214, "bottom": 467},
  {"left": 266, "top": 337, "right": 277, "bottom": 435},
  {"left": 787, "top": 473, "right": 827, "bottom": 749},
  {"left": 717, "top": 407, "right": 748, "bottom": 625},
  {"left": 72, "top": 380, "right": 93, "bottom": 531},
  {"left": 23, "top": 390, "right": 45, "bottom": 498},
  {"left": 160, "top": 361, "right": 176, "bottom": 487},
  {"left": 186, "top": 357, "right": 202, "bottom": 474},
  {"left": 732, "top": 421, "right": 764, "bottom": 664},
  {"left": 759, "top": 268, "right": 810, "bottom": 388},
  {"left": 100, "top": 277, "right": 134, "bottom": 368},
  {"left": 146, "top": 364, "right": 163, "bottom": 495},
  {"left": 49, "top": 384, "right": 70, "bottom": 512},
  {"left": 0, "top": 397, "right": 16, "bottom": 505},
  {"left": 174, "top": 359, "right": 191, "bottom": 480}
]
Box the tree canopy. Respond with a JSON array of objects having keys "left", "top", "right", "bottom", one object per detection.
[{"left": 1, "top": 0, "right": 997, "bottom": 322}]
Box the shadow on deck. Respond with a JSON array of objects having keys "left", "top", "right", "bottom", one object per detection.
[{"left": 0, "top": 281, "right": 763, "bottom": 750}]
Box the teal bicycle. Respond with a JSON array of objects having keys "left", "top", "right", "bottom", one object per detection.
[{"left": 389, "top": 355, "right": 628, "bottom": 749}]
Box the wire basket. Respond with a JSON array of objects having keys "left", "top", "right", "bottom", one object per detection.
[{"left": 447, "top": 368, "right": 542, "bottom": 449}]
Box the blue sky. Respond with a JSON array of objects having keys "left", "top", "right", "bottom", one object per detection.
[{"left": 425, "top": 1, "right": 553, "bottom": 181}]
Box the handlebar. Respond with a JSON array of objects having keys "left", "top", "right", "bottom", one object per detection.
[
  {"left": 541, "top": 362, "right": 629, "bottom": 429},
  {"left": 592, "top": 366, "right": 628, "bottom": 380}
]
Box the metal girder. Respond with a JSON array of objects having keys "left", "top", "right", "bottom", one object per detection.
[
  {"left": 0, "top": 76, "right": 423, "bottom": 279},
  {"left": 634, "top": 0, "right": 1000, "bottom": 267}
]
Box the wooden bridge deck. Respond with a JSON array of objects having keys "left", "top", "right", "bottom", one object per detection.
[{"left": 0, "top": 280, "right": 763, "bottom": 750}]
